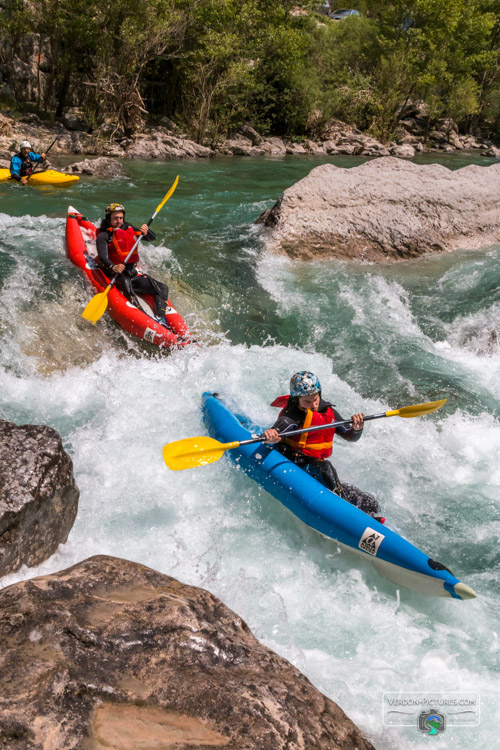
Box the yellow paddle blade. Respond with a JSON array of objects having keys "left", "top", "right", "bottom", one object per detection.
[
  {"left": 155, "top": 175, "right": 179, "bottom": 213},
  {"left": 386, "top": 399, "right": 447, "bottom": 418},
  {"left": 81, "top": 285, "right": 112, "bottom": 324},
  {"left": 163, "top": 436, "right": 240, "bottom": 471}
]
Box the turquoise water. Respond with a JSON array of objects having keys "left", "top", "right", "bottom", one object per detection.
[{"left": 0, "top": 154, "right": 499, "bottom": 748}]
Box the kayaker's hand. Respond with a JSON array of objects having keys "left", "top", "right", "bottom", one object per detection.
[
  {"left": 21, "top": 177, "right": 28, "bottom": 185},
  {"left": 112, "top": 263, "right": 125, "bottom": 273},
  {"left": 352, "top": 413, "right": 365, "bottom": 431},
  {"left": 41, "top": 153, "right": 46, "bottom": 159},
  {"left": 140, "top": 223, "right": 149, "bottom": 235},
  {"left": 263, "top": 428, "right": 281, "bottom": 444}
]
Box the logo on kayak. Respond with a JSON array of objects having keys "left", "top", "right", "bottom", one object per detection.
[
  {"left": 143, "top": 327, "right": 157, "bottom": 343},
  {"left": 165, "top": 305, "right": 176, "bottom": 315},
  {"left": 358, "top": 527, "right": 384, "bottom": 556}
]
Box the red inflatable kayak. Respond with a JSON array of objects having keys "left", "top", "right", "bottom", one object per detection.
[{"left": 65, "top": 206, "right": 194, "bottom": 349}]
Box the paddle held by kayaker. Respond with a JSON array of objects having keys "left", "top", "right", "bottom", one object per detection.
[
  {"left": 10, "top": 141, "right": 46, "bottom": 184},
  {"left": 263, "top": 371, "right": 384, "bottom": 522},
  {"left": 96, "top": 203, "right": 170, "bottom": 325}
]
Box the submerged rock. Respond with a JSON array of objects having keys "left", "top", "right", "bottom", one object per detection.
[
  {"left": 0, "top": 555, "right": 376, "bottom": 750},
  {"left": 0, "top": 420, "right": 79, "bottom": 577},
  {"left": 257, "top": 157, "right": 500, "bottom": 262},
  {"left": 65, "top": 156, "right": 124, "bottom": 176}
]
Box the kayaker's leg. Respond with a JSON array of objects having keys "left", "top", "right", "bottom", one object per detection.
[
  {"left": 131, "top": 274, "right": 169, "bottom": 324},
  {"left": 339, "top": 482, "right": 382, "bottom": 518},
  {"left": 305, "top": 459, "right": 343, "bottom": 493},
  {"left": 307, "top": 460, "right": 384, "bottom": 520},
  {"left": 116, "top": 273, "right": 141, "bottom": 308},
  {"left": 150, "top": 277, "right": 169, "bottom": 323}
]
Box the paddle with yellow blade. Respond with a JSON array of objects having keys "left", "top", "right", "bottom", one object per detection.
[
  {"left": 163, "top": 399, "right": 447, "bottom": 471},
  {"left": 82, "top": 175, "right": 179, "bottom": 324}
]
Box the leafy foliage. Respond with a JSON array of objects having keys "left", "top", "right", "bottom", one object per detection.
[{"left": 1, "top": 0, "right": 500, "bottom": 141}]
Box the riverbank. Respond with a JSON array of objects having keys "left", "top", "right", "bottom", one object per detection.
[{"left": 1, "top": 109, "right": 498, "bottom": 168}]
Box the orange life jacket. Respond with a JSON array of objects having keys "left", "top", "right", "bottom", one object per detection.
[
  {"left": 271, "top": 395, "right": 335, "bottom": 459},
  {"left": 108, "top": 226, "right": 140, "bottom": 265}
]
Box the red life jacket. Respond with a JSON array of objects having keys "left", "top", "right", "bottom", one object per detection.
[
  {"left": 108, "top": 226, "right": 140, "bottom": 265},
  {"left": 271, "top": 395, "right": 335, "bottom": 459}
]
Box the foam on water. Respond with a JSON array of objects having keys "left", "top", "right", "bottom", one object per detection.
[
  {"left": 1, "top": 166, "right": 499, "bottom": 748},
  {"left": 1, "top": 340, "right": 498, "bottom": 748}
]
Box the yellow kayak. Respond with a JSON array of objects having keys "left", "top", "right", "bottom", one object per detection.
[{"left": 0, "top": 168, "right": 79, "bottom": 186}]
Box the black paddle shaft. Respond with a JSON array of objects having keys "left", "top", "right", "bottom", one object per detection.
[
  {"left": 238, "top": 412, "right": 388, "bottom": 447},
  {"left": 29, "top": 136, "right": 58, "bottom": 177}
]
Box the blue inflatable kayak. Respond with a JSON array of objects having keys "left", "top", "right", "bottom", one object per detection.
[{"left": 202, "top": 393, "right": 476, "bottom": 600}]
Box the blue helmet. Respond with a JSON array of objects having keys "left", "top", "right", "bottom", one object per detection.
[{"left": 290, "top": 371, "right": 321, "bottom": 397}]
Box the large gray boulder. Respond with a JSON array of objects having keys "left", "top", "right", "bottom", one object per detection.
[
  {"left": 389, "top": 143, "right": 415, "bottom": 158},
  {"left": 257, "top": 157, "right": 500, "bottom": 261},
  {"left": 260, "top": 137, "right": 287, "bottom": 154},
  {"left": 126, "top": 132, "right": 214, "bottom": 159},
  {"left": 239, "top": 124, "right": 262, "bottom": 145},
  {"left": 0, "top": 555, "right": 376, "bottom": 750},
  {"left": 222, "top": 135, "right": 256, "bottom": 155},
  {"left": 0, "top": 420, "right": 79, "bottom": 577}
]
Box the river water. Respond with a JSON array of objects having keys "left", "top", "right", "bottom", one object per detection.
[{"left": 0, "top": 154, "right": 498, "bottom": 748}]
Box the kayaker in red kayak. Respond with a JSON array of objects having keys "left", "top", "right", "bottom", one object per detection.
[
  {"left": 96, "top": 203, "right": 170, "bottom": 325},
  {"left": 10, "top": 140, "right": 46, "bottom": 184},
  {"left": 263, "top": 371, "right": 383, "bottom": 520}
]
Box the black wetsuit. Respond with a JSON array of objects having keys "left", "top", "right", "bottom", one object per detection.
[
  {"left": 271, "top": 396, "right": 381, "bottom": 517},
  {"left": 96, "top": 222, "right": 169, "bottom": 322}
]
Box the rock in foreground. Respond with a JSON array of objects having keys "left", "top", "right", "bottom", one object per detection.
[
  {"left": 0, "top": 555, "right": 375, "bottom": 750},
  {"left": 258, "top": 157, "right": 500, "bottom": 262},
  {"left": 0, "top": 420, "right": 79, "bottom": 577}
]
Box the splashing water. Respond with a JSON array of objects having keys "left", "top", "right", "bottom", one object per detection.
[{"left": 1, "top": 156, "right": 499, "bottom": 748}]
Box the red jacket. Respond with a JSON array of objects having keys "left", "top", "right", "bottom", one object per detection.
[
  {"left": 271, "top": 395, "right": 335, "bottom": 459},
  {"left": 107, "top": 226, "right": 140, "bottom": 265}
]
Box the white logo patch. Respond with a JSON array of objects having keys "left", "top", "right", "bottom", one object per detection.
[
  {"left": 358, "top": 527, "right": 385, "bottom": 556},
  {"left": 164, "top": 305, "right": 176, "bottom": 315},
  {"left": 143, "top": 327, "right": 157, "bottom": 343}
]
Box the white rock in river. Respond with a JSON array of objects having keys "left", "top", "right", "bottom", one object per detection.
[{"left": 257, "top": 156, "right": 500, "bottom": 262}]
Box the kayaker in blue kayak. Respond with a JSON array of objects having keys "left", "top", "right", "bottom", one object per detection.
[
  {"left": 96, "top": 202, "right": 170, "bottom": 325},
  {"left": 263, "top": 371, "right": 383, "bottom": 520},
  {"left": 10, "top": 140, "right": 46, "bottom": 184}
]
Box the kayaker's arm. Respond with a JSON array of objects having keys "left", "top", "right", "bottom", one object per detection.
[
  {"left": 96, "top": 230, "right": 115, "bottom": 270},
  {"left": 133, "top": 224, "right": 156, "bottom": 242},
  {"left": 334, "top": 409, "right": 364, "bottom": 441},
  {"left": 9, "top": 154, "right": 23, "bottom": 181},
  {"left": 263, "top": 413, "right": 300, "bottom": 443}
]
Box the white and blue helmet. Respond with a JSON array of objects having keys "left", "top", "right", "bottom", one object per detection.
[{"left": 290, "top": 371, "right": 321, "bottom": 397}]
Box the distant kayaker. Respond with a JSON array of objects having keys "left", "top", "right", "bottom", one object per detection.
[
  {"left": 96, "top": 202, "right": 170, "bottom": 325},
  {"left": 263, "top": 371, "right": 383, "bottom": 521},
  {"left": 10, "top": 141, "right": 46, "bottom": 184}
]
